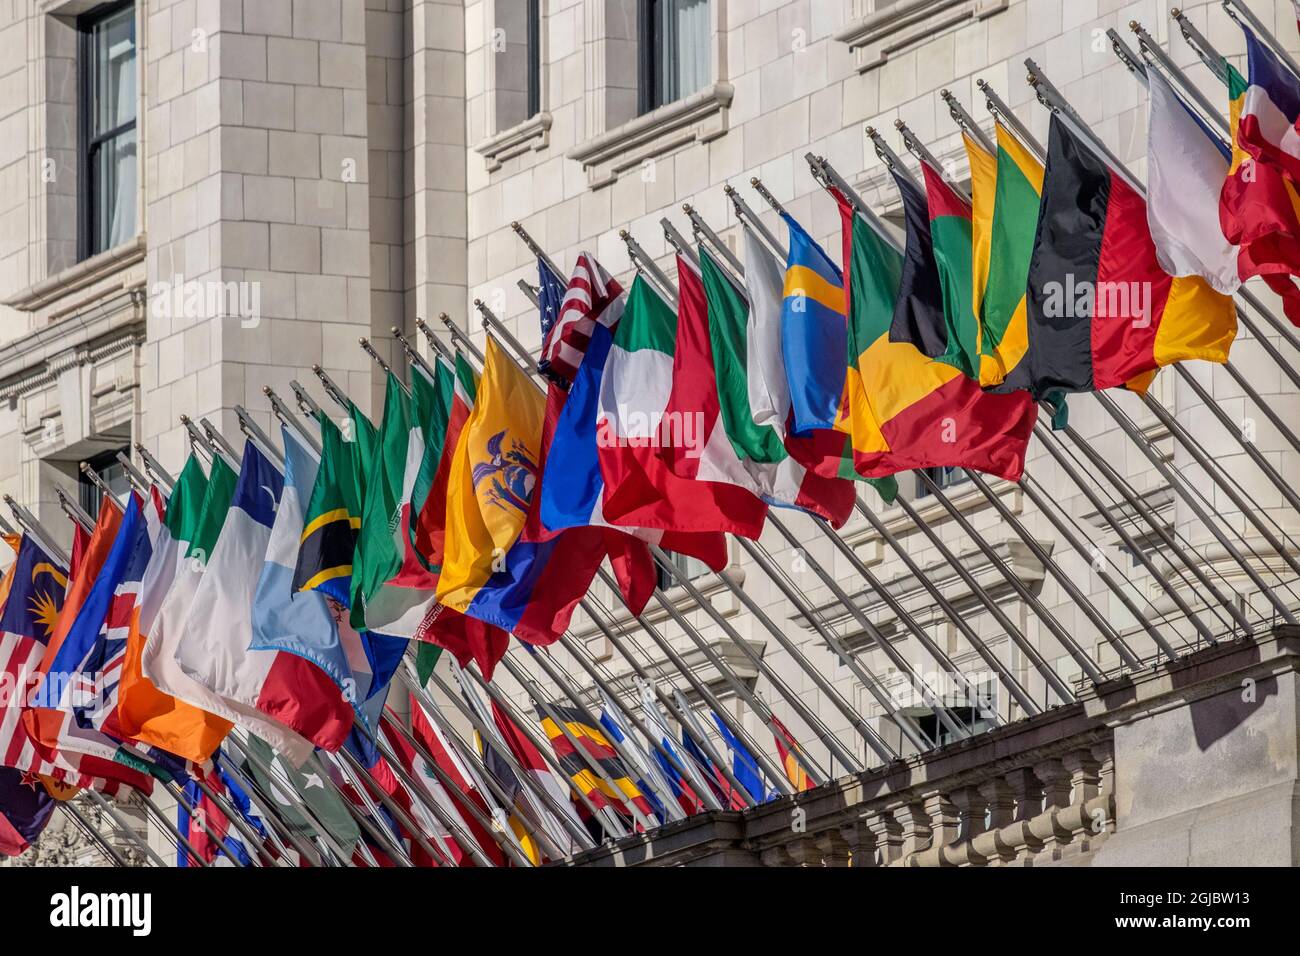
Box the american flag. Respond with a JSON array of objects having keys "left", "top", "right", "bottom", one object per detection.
[{"left": 537, "top": 252, "right": 625, "bottom": 383}]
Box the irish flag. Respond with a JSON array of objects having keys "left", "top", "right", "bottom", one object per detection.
[
  {"left": 595, "top": 275, "right": 768, "bottom": 539},
  {"left": 660, "top": 250, "right": 854, "bottom": 527}
]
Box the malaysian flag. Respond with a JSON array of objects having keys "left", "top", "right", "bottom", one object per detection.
[
  {"left": 537, "top": 252, "right": 625, "bottom": 384},
  {"left": 0, "top": 535, "right": 144, "bottom": 795}
]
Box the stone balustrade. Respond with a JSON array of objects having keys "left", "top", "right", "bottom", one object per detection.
[{"left": 568, "top": 626, "right": 1300, "bottom": 867}]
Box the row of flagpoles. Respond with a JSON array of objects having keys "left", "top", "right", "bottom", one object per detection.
[{"left": 3, "top": 0, "right": 1300, "bottom": 866}]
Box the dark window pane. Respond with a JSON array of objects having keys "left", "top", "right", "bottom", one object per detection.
[
  {"left": 80, "top": 3, "right": 137, "bottom": 259},
  {"left": 643, "top": 0, "right": 710, "bottom": 113}
]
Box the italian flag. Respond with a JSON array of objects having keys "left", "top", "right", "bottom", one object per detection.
[
  {"left": 661, "top": 250, "right": 854, "bottom": 527},
  {"left": 596, "top": 275, "right": 768, "bottom": 539}
]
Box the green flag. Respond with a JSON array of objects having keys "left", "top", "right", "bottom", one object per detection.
[
  {"left": 244, "top": 736, "right": 360, "bottom": 855},
  {"left": 352, "top": 372, "right": 412, "bottom": 631}
]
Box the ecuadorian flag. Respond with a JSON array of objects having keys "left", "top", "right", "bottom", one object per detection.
[{"left": 436, "top": 337, "right": 608, "bottom": 647}]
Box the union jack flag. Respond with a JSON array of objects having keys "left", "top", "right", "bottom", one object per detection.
[{"left": 537, "top": 252, "right": 625, "bottom": 384}]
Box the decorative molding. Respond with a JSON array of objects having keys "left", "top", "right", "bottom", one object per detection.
[
  {"left": 843, "top": 479, "right": 1023, "bottom": 551},
  {"left": 2, "top": 235, "right": 147, "bottom": 313},
  {"left": 568, "top": 81, "right": 734, "bottom": 189},
  {"left": 475, "top": 111, "right": 553, "bottom": 172},
  {"left": 836, "top": 0, "right": 1008, "bottom": 73}
]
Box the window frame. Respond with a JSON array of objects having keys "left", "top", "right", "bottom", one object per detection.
[
  {"left": 637, "top": 0, "right": 710, "bottom": 116},
  {"left": 76, "top": 0, "right": 137, "bottom": 263}
]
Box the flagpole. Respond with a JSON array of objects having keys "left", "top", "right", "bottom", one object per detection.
[
  {"left": 940, "top": 88, "right": 995, "bottom": 153},
  {"left": 332, "top": 745, "right": 454, "bottom": 866},
  {"left": 115, "top": 452, "right": 151, "bottom": 497},
  {"left": 1222, "top": 0, "right": 1300, "bottom": 79},
  {"left": 322, "top": 750, "right": 418, "bottom": 866},
  {"left": 82, "top": 789, "right": 167, "bottom": 867},
  {"left": 59, "top": 800, "right": 130, "bottom": 866},
  {"left": 134, "top": 787, "right": 209, "bottom": 867},
  {"left": 132, "top": 443, "right": 175, "bottom": 495},
  {"left": 162, "top": 777, "right": 263, "bottom": 867},
  {"left": 210, "top": 747, "right": 330, "bottom": 866}
]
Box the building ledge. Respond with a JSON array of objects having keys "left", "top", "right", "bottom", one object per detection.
[
  {"left": 835, "top": 0, "right": 1008, "bottom": 73},
  {"left": 567, "top": 82, "right": 733, "bottom": 189},
  {"left": 2, "top": 234, "right": 147, "bottom": 314},
  {"left": 474, "top": 111, "right": 553, "bottom": 173}
]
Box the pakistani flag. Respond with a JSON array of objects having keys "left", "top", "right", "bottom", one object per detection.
[{"left": 244, "top": 735, "right": 360, "bottom": 855}]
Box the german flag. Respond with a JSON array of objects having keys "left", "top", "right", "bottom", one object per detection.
[
  {"left": 537, "top": 704, "right": 655, "bottom": 819},
  {"left": 832, "top": 190, "right": 1037, "bottom": 482},
  {"left": 291, "top": 410, "right": 369, "bottom": 601},
  {"left": 1001, "top": 114, "right": 1236, "bottom": 398}
]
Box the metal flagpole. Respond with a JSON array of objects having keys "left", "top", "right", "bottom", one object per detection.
[
  {"left": 82, "top": 789, "right": 168, "bottom": 867},
  {"left": 134, "top": 788, "right": 209, "bottom": 867},
  {"left": 1222, "top": 0, "right": 1300, "bottom": 78},
  {"left": 322, "top": 750, "right": 418, "bottom": 867},
  {"left": 60, "top": 800, "right": 129, "bottom": 866},
  {"left": 333, "top": 745, "right": 455, "bottom": 866},
  {"left": 161, "top": 777, "right": 261, "bottom": 867},
  {"left": 212, "top": 748, "right": 329, "bottom": 866}
]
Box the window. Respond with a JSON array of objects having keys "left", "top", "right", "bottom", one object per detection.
[
  {"left": 526, "top": 0, "right": 542, "bottom": 119},
  {"left": 914, "top": 680, "right": 997, "bottom": 747},
  {"left": 79, "top": 448, "right": 131, "bottom": 520},
  {"left": 654, "top": 550, "right": 708, "bottom": 591},
  {"left": 915, "top": 465, "right": 968, "bottom": 499},
  {"left": 638, "top": 0, "right": 710, "bottom": 114},
  {"left": 78, "top": 2, "right": 137, "bottom": 260}
]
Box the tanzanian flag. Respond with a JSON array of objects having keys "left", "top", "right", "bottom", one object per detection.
[
  {"left": 1001, "top": 114, "right": 1237, "bottom": 398},
  {"left": 889, "top": 164, "right": 980, "bottom": 380},
  {"left": 833, "top": 190, "right": 1037, "bottom": 481},
  {"left": 292, "top": 410, "right": 369, "bottom": 602},
  {"left": 965, "top": 125, "right": 1045, "bottom": 387}
]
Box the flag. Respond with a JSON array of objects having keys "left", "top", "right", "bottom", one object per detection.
[
  {"left": 393, "top": 357, "right": 452, "bottom": 587},
  {"left": 138, "top": 450, "right": 317, "bottom": 766},
  {"left": 21, "top": 500, "right": 121, "bottom": 756},
  {"left": 964, "top": 125, "right": 1046, "bottom": 387},
  {"left": 540, "top": 252, "right": 625, "bottom": 383},
  {"left": 596, "top": 692, "right": 673, "bottom": 822},
  {"left": 1219, "top": 30, "right": 1300, "bottom": 323},
  {"left": 117, "top": 457, "right": 235, "bottom": 763},
  {"left": 832, "top": 190, "right": 1037, "bottom": 480},
  {"left": 661, "top": 249, "right": 853, "bottom": 526},
  {"left": 709, "top": 709, "right": 774, "bottom": 805},
  {"left": 744, "top": 225, "right": 899, "bottom": 502},
  {"left": 636, "top": 680, "right": 708, "bottom": 814},
  {"left": 436, "top": 336, "right": 614, "bottom": 648},
  {"left": 176, "top": 762, "right": 266, "bottom": 867},
  {"left": 0, "top": 768, "right": 56, "bottom": 856},
  {"left": 411, "top": 353, "right": 477, "bottom": 573},
  {"left": 243, "top": 733, "right": 360, "bottom": 857},
  {"left": 1146, "top": 68, "right": 1240, "bottom": 295},
  {"left": 770, "top": 714, "right": 815, "bottom": 792},
  {"left": 1002, "top": 113, "right": 1237, "bottom": 398},
  {"left": 535, "top": 256, "right": 569, "bottom": 380},
  {"left": 890, "top": 163, "right": 980, "bottom": 379},
  {"left": 38, "top": 495, "right": 151, "bottom": 737},
  {"left": 0, "top": 535, "right": 150, "bottom": 793},
  {"left": 408, "top": 696, "right": 508, "bottom": 866},
  {"left": 175, "top": 440, "right": 347, "bottom": 760},
  {"left": 679, "top": 718, "right": 747, "bottom": 810},
  {"left": 596, "top": 274, "right": 769, "bottom": 539},
  {"left": 781, "top": 210, "right": 848, "bottom": 435},
  {"left": 537, "top": 703, "right": 655, "bottom": 819},
  {"left": 250, "top": 425, "right": 374, "bottom": 742}
]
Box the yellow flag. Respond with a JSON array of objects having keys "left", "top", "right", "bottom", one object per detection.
[{"left": 436, "top": 337, "right": 545, "bottom": 613}]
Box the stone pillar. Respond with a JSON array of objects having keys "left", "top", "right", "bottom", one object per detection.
[{"left": 142, "top": 0, "right": 376, "bottom": 468}]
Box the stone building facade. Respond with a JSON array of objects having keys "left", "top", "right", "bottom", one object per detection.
[{"left": 2, "top": 0, "right": 1299, "bottom": 865}]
